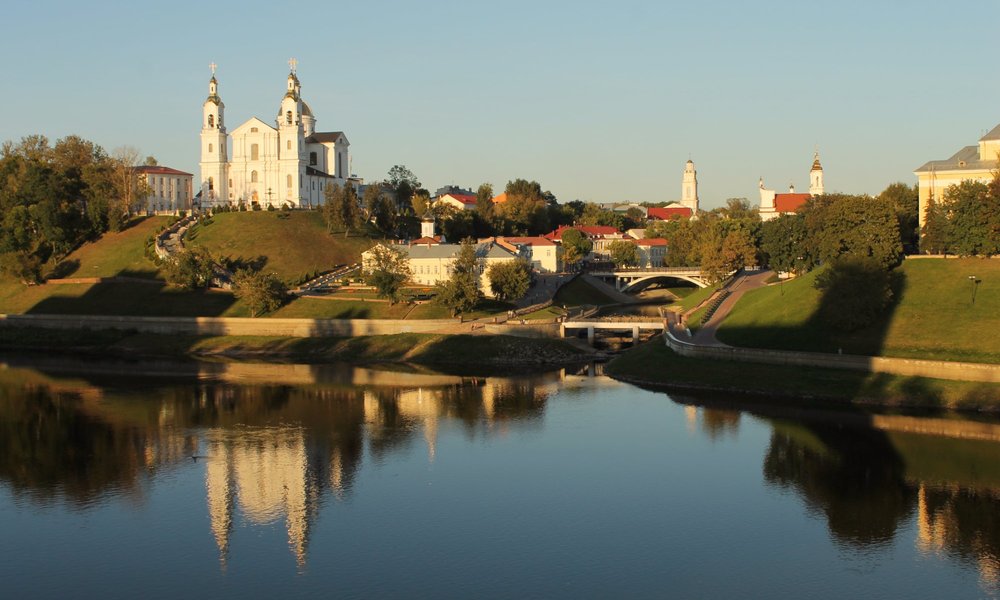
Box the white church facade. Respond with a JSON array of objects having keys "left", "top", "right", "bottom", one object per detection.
[{"left": 199, "top": 60, "right": 351, "bottom": 210}]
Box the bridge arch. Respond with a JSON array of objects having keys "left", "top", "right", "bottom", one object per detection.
[{"left": 620, "top": 274, "right": 709, "bottom": 291}]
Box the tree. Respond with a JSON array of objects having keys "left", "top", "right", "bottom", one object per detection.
[
  {"left": 386, "top": 165, "right": 420, "bottom": 212},
  {"left": 920, "top": 195, "right": 949, "bottom": 254},
  {"left": 608, "top": 239, "right": 639, "bottom": 268},
  {"left": 436, "top": 239, "right": 482, "bottom": 315},
  {"left": 496, "top": 179, "right": 549, "bottom": 235},
  {"left": 487, "top": 259, "right": 532, "bottom": 303},
  {"left": 365, "top": 182, "right": 396, "bottom": 234},
  {"left": 803, "top": 194, "right": 902, "bottom": 270},
  {"left": 814, "top": 257, "right": 893, "bottom": 331},
  {"left": 475, "top": 183, "right": 494, "bottom": 222},
  {"left": 561, "top": 228, "right": 592, "bottom": 265},
  {"left": 144, "top": 156, "right": 158, "bottom": 166},
  {"left": 942, "top": 180, "right": 1000, "bottom": 256},
  {"left": 323, "top": 183, "right": 360, "bottom": 236},
  {"left": 233, "top": 268, "right": 287, "bottom": 317},
  {"left": 410, "top": 189, "right": 431, "bottom": 217},
  {"left": 719, "top": 228, "right": 758, "bottom": 272},
  {"left": 0, "top": 250, "right": 42, "bottom": 285},
  {"left": 878, "top": 182, "right": 919, "bottom": 252},
  {"left": 761, "top": 213, "right": 809, "bottom": 276},
  {"left": 165, "top": 247, "right": 216, "bottom": 289},
  {"left": 719, "top": 198, "right": 759, "bottom": 221},
  {"left": 110, "top": 146, "right": 143, "bottom": 229},
  {"left": 364, "top": 244, "right": 411, "bottom": 304}
]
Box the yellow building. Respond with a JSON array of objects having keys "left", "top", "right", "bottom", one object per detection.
[{"left": 914, "top": 122, "right": 1000, "bottom": 230}]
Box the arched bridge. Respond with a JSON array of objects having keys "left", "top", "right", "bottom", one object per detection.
[{"left": 589, "top": 267, "right": 715, "bottom": 291}]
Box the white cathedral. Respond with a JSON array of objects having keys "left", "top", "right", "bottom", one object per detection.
[{"left": 199, "top": 60, "right": 351, "bottom": 209}]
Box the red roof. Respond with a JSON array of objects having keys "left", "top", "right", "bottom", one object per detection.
[
  {"left": 544, "top": 225, "right": 620, "bottom": 241},
  {"left": 501, "top": 236, "right": 556, "bottom": 246},
  {"left": 647, "top": 206, "right": 692, "bottom": 220},
  {"left": 774, "top": 193, "right": 810, "bottom": 213},
  {"left": 135, "top": 165, "right": 193, "bottom": 176},
  {"left": 411, "top": 236, "right": 442, "bottom": 245},
  {"left": 491, "top": 192, "right": 508, "bottom": 204},
  {"left": 636, "top": 238, "right": 667, "bottom": 246},
  {"left": 439, "top": 193, "right": 476, "bottom": 205}
]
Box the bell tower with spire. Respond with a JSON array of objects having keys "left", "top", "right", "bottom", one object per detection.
[
  {"left": 276, "top": 58, "right": 305, "bottom": 207},
  {"left": 681, "top": 159, "right": 699, "bottom": 214},
  {"left": 809, "top": 150, "right": 824, "bottom": 196},
  {"left": 200, "top": 62, "right": 228, "bottom": 208}
]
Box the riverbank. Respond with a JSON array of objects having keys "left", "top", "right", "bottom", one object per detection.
[
  {"left": 0, "top": 326, "right": 596, "bottom": 368},
  {"left": 606, "top": 339, "right": 1000, "bottom": 413}
]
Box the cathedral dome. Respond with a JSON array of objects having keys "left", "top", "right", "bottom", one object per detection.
[{"left": 301, "top": 100, "right": 314, "bottom": 117}]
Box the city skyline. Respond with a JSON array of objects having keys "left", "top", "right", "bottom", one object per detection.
[{"left": 3, "top": 0, "right": 999, "bottom": 209}]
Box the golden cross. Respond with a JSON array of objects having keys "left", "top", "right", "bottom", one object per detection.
[
  {"left": 289, "top": 57, "right": 298, "bottom": 73},
  {"left": 209, "top": 62, "right": 217, "bottom": 75}
]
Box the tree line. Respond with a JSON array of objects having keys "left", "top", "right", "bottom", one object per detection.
[{"left": 0, "top": 135, "right": 148, "bottom": 283}]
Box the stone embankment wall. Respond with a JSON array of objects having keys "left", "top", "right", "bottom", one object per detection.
[
  {"left": 0, "top": 314, "right": 461, "bottom": 337},
  {"left": 664, "top": 328, "right": 1000, "bottom": 383}
]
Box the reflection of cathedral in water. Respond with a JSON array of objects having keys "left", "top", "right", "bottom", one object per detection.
[{"left": 201, "top": 372, "right": 558, "bottom": 568}]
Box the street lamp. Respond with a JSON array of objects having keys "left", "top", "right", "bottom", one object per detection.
[{"left": 969, "top": 275, "right": 979, "bottom": 304}]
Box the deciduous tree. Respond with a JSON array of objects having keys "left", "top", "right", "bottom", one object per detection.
[
  {"left": 487, "top": 259, "right": 532, "bottom": 303},
  {"left": 608, "top": 239, "right": 639, "bottom": 268},
  {"left": 436, "top": 239, "right": 482, "bottom": 315},
  {"left": 233, "top": 268, "right": 287, "bottom": 317},
  {"left": 364, "top": 243, "right": 411, "bottom": 304}
]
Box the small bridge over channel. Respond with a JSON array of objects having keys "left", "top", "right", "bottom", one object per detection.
[
  {"left": 560, "top": 320, "right": 665, "bottom": 346},
  {"left": 588, "top": 267, "right": 714, "bottom": 292}
]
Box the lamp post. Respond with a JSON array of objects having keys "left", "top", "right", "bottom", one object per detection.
[{"left": 969, "top": 275, "right": 979, "bottom": 304}]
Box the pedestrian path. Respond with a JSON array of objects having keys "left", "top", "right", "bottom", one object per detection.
[{"left": 690, "top": 270, "right": 773, "bottom": 347}]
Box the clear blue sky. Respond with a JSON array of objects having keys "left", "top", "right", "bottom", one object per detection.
[{"left": 3, "top": 0, "right": 998, "bottom": 209}]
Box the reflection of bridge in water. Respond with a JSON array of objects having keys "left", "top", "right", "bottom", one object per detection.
[{"left": 589, "top": 267, "right": 713, "bottom": 291}]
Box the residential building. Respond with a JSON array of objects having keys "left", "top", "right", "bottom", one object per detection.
[
  {"left": 914, "top": 122, "right": 1000, "bottom": 230},
  {"left": 136, "top": 166, "right": 193, "bottom": 214}
]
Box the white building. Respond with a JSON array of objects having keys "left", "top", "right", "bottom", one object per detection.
[
  {"left": 758, "top": 152, "right": 824, "bottom": 221},
  {"left": 199, "top": 60, "right": 351, "bottom": 210},
  {"left": 362, "top": 240, "right": 522, "bottom": 295},
  {"left": 136, "top": 166, "right": 193, "bottom": 214}
]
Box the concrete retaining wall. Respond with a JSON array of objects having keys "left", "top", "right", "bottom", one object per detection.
[
  {"left": 664, "top": 328, "right": 1000, "bottom": 383},
  {"left": 0, "top": 313, "right": 460, "bottom": 338}
]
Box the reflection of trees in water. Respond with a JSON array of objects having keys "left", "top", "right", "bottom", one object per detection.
[
  {"left": 0, "top": 384, "right": 196, "bottom": 506},
  {"left": 763, "top": 422, "right": 915, "bottom": 546},
  {"left": 700, "top": 409, "right": 741, "bottom": 440}
]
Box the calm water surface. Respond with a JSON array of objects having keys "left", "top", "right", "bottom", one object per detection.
[{"left": 1, "top": 356, "right": 998, "bottom": 599}]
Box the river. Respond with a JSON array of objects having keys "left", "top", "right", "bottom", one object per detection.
[{"left": 0, "top": 355, "right": 998, "bottom": 599}]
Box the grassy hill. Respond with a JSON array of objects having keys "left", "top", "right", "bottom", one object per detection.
[
  {"left": 717, "top": 258, "right": 1000, "bottom": 363},
  {"left": 185, "top": 211, "right": 373, "bottom": 284}
]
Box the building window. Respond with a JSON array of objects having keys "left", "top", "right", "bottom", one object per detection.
[
  {"left": 251, "top": 171, "right": 258, "bottom": 183},
  {"left": 208, "top": 114, "right": 214, "bottom": 128},
  {"left": 338, "top": 152, "right": 344, "bottom": 177},
  {"left": 251, "top": 127, "right": 258, "bottom": 133},
  {"left": 228, "top": 179, "right": 232, "bottom": 188},
  {"left": 286, "top": 111, "right": 292, "bottom": 124},
  {"left": 287, "top": 174, "right": 292, "bottom": 188},
  {"left": 309, "top": 152, "right": 317, "bottom": 166},
  {"left": 208, "top": 177, "right": 214, "bottom": 191},
  {"left": 287, "top": 140, "right": 291, "bottom": 150}
]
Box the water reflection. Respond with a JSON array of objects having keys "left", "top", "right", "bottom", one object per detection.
[{"left": 2, "top": 359, "right": 1000, "bottom": 590}]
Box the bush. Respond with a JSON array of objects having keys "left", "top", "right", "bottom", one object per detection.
[{"left": 233, "top": 268, "right": 288, "bottom": 317}]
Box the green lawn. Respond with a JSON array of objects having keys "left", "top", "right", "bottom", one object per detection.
[
  {"left": 717, "top": 258, "right": 1000, "bottom": 363},
  {"left": 553, "top": 276, "right": 616, "bottom": 306},
  {"left": 47, "top": 216, "right": 172, "bottom": 280},
  {"left": 185, "top": 211, "right": 374, "bottom": 285}
]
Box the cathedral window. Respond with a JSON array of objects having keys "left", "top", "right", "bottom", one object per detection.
[
  {"left": 251, "top": 171, "right": 258, "bottom": 183},
  {"left": 208, "top": 143, "right": 213, "bottom": 153},
  {"left": 208, "top": 177, "right": 214, "bottom": 191},
  {"left": 287, "top": 174, "right": 292, "bottom": 188},
  {"left": 309, "top": 152, "right": 317, "bottom": 166},
  {"left": 208, "top": 114, "right": 214, "bottom": 128},
  {"left": 250, "top": 127, "right": 258, "bottom": 133},
  {"left": 286, "top": 111, "right": 292, "bottom": 125},
  {"left": 251, "top": 144, "right": 259, "bottom": 161},
  {"left": 228, "top": 179, "right": 232, "bottom": 188},
  {"left": 287, "top": 140, "right": 291, "bottom": 151}
]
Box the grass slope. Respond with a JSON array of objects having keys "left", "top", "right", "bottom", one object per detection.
[
  {"left": 553, "top": 276, "right": 616, "bottom": 306},
  {"left": 186, "top": 211, "right": 373, "bottom": 284},
  {"left": 606, "top": 341, "right": 1000, "bottom": 411},
  {"left": 717, "top": 258, "right": 1000, "bottom": 363}
]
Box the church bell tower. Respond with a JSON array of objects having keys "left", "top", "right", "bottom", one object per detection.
[
  {"left": 277, "top": 58, "right": 305, "bottom": 207},
  {"left": 200, "top": 63, "right": 228, "bottom": 208},
  {"left": 809, "top": 151, "right": 824, "bottom": 196},
  {"left": 681, "top": 159, "right": 699, "bottom": 214}
]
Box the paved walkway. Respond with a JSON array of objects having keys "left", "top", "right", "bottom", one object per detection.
[{"left": 690, "top": 269, "right": 773, "bottom": 347}]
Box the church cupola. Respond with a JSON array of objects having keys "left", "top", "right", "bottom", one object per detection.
[
  {"left": 809, "top": 150, "right": 824, "bottom": 196},
  {"left": 203, "top": 62, "right": 225, "bottom": 131}
]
